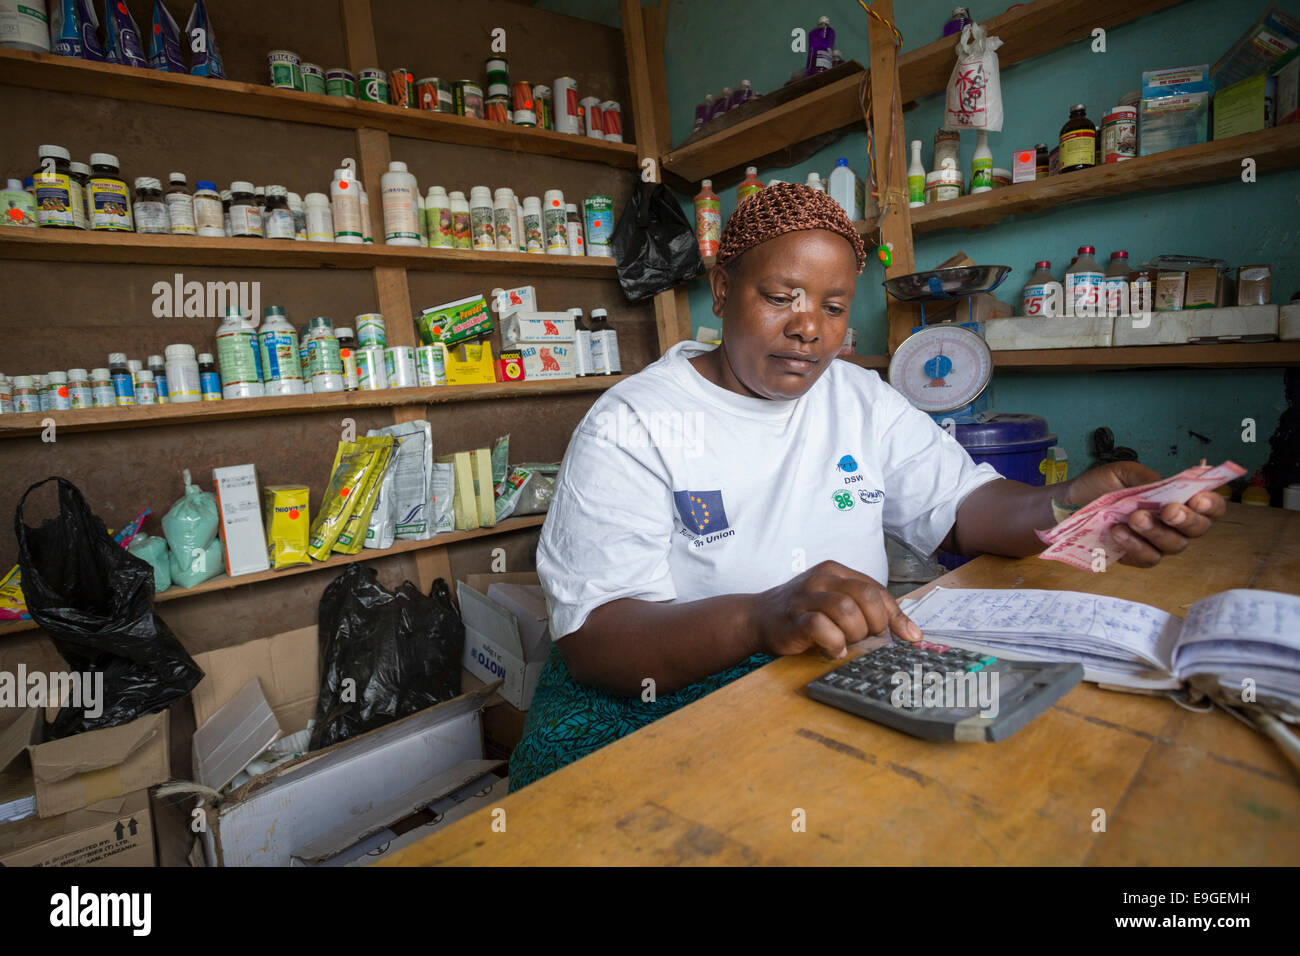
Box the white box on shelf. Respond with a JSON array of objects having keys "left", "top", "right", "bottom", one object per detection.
[
  {"left": 503, "top": 311, "right": 576, "bottom": 347},
  {"left": 518, "top": 342, "right": 576, "bottom": 380},
  {"left": 1280, "top": 303, "right": 1300, "bottom": 341},
  {"left": 1112, "top": 306, "right": 1278, "bottom": 346},
  {"left": 212, "top": 464, "right": 271, "bottom": 577},
  {"left": 984, "top": 315, "right": 1114, "bottom": 350}
]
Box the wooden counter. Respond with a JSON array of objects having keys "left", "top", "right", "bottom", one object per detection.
[{"left": 381, "top": 503, "right": 1300, "bottom": 865}]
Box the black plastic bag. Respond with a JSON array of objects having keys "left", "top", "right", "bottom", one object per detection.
[
  {"left": 15, "top": 477, "right": 204, "bottom": 738},
  {"left": 310, "top": 563, "right": 465, "bottom": 751},
  {"left": 611, "top": 180, "right": 704, "bottom": 302}
]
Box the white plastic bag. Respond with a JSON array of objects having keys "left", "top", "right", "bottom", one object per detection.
[{"left": 944, "top": 22, "right": 1003, "bottom": 132}]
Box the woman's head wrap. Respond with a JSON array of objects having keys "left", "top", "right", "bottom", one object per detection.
[{"left": 715, "top": 181, "right": 867, "bottom": 273}]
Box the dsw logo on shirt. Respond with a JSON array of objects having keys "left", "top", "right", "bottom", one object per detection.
[{"left": 673, "top": 490, "right": 733, "bottom": 544}]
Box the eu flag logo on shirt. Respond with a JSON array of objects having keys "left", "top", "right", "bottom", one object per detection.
[{"left": 674, "top": 490, "right": 729, "bottom": 535}]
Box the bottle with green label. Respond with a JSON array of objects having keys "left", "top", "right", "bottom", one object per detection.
[
  {"left": 970, "top": 130, "right": 993, "bottom": 193},
  {"left": 907, "top": 140, "right": 925, "bottom": 207}
]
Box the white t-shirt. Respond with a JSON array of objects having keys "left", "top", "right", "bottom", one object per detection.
[{"left": 537, "top": 341, "right": 1001, "bottom": 640}]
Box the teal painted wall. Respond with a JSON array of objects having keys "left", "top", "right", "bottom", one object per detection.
[{"left": 540, "top": 0, "right": 1296, "bottom": 478}]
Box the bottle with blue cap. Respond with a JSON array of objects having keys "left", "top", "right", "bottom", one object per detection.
[{"left": 828, "top": 157, "right": 862, "bottom": 222}]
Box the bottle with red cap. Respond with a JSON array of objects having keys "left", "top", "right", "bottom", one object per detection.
[
  {"left": 1022, "top": 260, "right": 1057, "bottom": 317},
  {"left": 1065, "top": 245, "right": 1103, "bottom": 316},
  {"left": 1103, "top": 250, "right": 1131, "bottom": 316}
]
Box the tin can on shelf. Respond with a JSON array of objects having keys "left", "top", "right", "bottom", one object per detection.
[
  {"left": 416, "top": 77, "right": 449, "bottom": 112},
  {"left": 511, "top": 81, "right": 537, "bottom": 126},
  {"left": 416, "top": 345, "right": 445, "bottom": 386},
  {"left": 484, "top": 94, "right": 511, "bottom": 123},
  {"left": 389, "top": 67, "right": 414, "bottom": 107},
  {"left": 485, "top": 57, "right": 509, "bottom": 87},
  {"left": 600, "top": 100, "right": 622, "bottom": 142},
  {"left": 553, "top": 76, "right": 580, "bottom": 134},
  {"left": 455, "top": 80, "right": 484, "bottom": 119},
  {"left": 533, "top": 84, "right": 553, "bottom": 130},
  {"left": 300, "top": 62, "right": 325, "bottom": 95},
  {"left": 268, "top": 50, "right": 301, "bottom": 90},
  {"left": 1101, "top": 105, "right": 1138, "bottom": 162},
  {"left": 326, "top": 67, "right": 356, "bottom": 98},
  {"left": 579, "top": 96, "right": 605, "bottom": 139},
  {"left": 356, "top": 347, "right": 387, "bottom": 390},
  {"left": 359, "top": 68, "right": 389, "bottom": 104}
]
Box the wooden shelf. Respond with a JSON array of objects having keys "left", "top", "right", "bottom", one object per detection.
[
  {"left": 661, "top": 0, "right": 1187, "bottom": 183},
  {"left": 0, "top": 377, "right": 622, "bottom": 439},
  {"left": 0, "top": 48, "right": 638, "bottom": 169},
  {"left": 990, "top": 342, "right": 1300, "bottom": 371},
  {"left": 0, "top": 514, "right": 547, "bottom": 640},
  {"left": 840, "top": 354, "right": 890, "bottom": 371},
  {"left": 911, "top": 125, "right": 1300, "bottom": 234},
  {"left": 0, "top": 228, "right": 618, "bottom": 276}
]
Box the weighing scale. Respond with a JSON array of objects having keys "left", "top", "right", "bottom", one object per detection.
[{"left": 883, "top": 265, "right": 1010, "bottom": 424}]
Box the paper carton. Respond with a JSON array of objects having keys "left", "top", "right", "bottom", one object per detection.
[
  {"left": 213, "top": 464, "right": 271, "bottom": 577},
  {"left": 519, "top": 342, "right": 576, "bottom": 380},
  {"left": 459, "top": 573, "right": 552, "bottom": 710},
  {"left": 0, "top": 789, "right": 154, "bottom": 866}
]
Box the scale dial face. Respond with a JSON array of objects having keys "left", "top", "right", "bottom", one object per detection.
[{"left": 888, "top": 325, "right": 993, "bottom": 414}]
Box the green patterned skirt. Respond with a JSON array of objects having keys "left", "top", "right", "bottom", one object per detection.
[{"left": 507, "top": 643, "right": 776, "bottom": 792}]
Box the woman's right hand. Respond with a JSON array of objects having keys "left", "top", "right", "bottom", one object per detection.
[{"left": 752, "top": 560, "right": 923, "bottom": 660}]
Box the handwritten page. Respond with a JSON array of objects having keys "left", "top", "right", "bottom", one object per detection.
[{"left": 1173, "top": 590, "right": 1300, "bottom": 706}]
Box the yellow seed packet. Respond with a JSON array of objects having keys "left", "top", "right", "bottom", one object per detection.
[
  {"left": 333, "top": 437, "right": 397, "bottom": 555},
  {"left": 264, "top": 485, "right": 312, "bottom": 570},
  {"left": 309, "top": 440, "right": 384, "bottom": 561}
]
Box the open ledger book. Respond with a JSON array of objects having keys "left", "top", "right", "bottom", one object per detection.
[{"left": 899, "top": 587, "right": 1300, "bottom": 708}]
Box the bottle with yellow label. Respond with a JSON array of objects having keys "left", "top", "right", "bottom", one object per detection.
[
  {"left": 31, "top": 144, "right": 83, "bottom": 230},
  {"left": 88, "top": 153, "right": 133, "bottom": 232},
  {"left": 1058, "top": 105, "right": 1097, "bottom": 174}
]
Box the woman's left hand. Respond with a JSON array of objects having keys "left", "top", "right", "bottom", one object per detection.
[{"left": 1065, "top": 461, "right": 1227, "bottom": 567}]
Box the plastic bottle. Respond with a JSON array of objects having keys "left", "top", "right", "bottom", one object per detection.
[
  {"left": 307, "top": 316, "right": 344, "bottom": 392},
  {"left": 220, "top": 189, "right": 232, "bottom": 236},
  {"left": 469, "top": 186, "right": 496, "bottom": 251},
  {"left": 305, "top": 192, "right": 334, "bottom": 242},
  {"left": 147, "top": 354, "right": 168, "bottom": 403},
  {"left": 334, "top": 327, "right": 360, "bottom": 391},
  {"left": 45, "top": 371, "right": 71, "bottom": 410},
  {"left": 297, "top": 330, "right": 313, "bottom": 393},
  {"left": 970, "top": 130, "right": 993, "bottom": 193},
  {"left": 565, "top": 203, "right": 584, "bottom": 256},
  {"left": 67, "top": 368, "right": 92, "bottom": 409},
  {"left": 108, "top": 353, "right": 135, "bottom": 405},
  {"left": 449, "top": 190, "right": 471, "bottom": 249},
  {"left": 694, "top": 180, "right": 721, "bottom": 258},
  {"left": 522, "top": 195, "right": 544, "bottom": 253},
  {"left": 712, "top": 87, "right": 732, "bottom": 121},
  {"left": 215, "top": 309, "right": 265, "bottom": 398},
  {"left": 34, "top": 374, "right": 48, "bottom": 412},
  {"left": 164, "top": 344, "right": 201, "bottom": 403},
  {"left": 359, "top": 186, "right": 373, "bottom": 243},
  {"left": 514, "top": 194, "right": 525, "bottom": 253},
  {"left": 133, "top": 177, "right": 170, "bottom": 233},
  {"left": 426, "top": 186, "right": 453, "bottom": 248},
  {"left": 1059, "top": 105, "right": 1097, "bottom": 174},
  {"left": 728, "top": 80, "right": 755, "bottom": 110},
  {"left": 416, "top": 190, "right": 428, "bottom": 246},
  {"left": 165, "top": 173, "right": 195, "bottom": 236},
  {"left": 693, "top": 94, "right": 714, "bottom": 130},
  {"left": 69, "top": 161, "right": 91, "bottom": 228},
  {"left": 806, "top": 16, "right": 835, "bottom": 76},
  {"left": 1, "top": 177, "right": 36, "bottom": 226},
  {"left": 127, "top": 359, "right": 143, "bottom": 391},
  {"left": 135, "top": 370, "right": 157, "bottom": 405},
  {"left": 88, "top": 153, "right": 132, "bottom": 232},
  {"left": 198, "top": 353, "right": 222, "bottom": 401},
  {"left": 1103, "top": 250, "right": 1131, "bottom": 317},
  {"left": 287, "top": 191, "right": 306, "bottom": 240},
  {"left": 944, "top": 6, "right": 972, "bottom": 37},
  {"left": 228, "top": 181, "right": 263, "bottom": 238},
  {"left": 828, "top": 157, "right": 861, "bottom": 221},
  {"left": 381, "top": 160, "right": 421, "bottom": 245},
  {"left": 1065, "top": 246, "right": 1104, "bottom": 316},
  {"left": 193, "top": 181, "right": 223, "bottom": 237},
  {"left": 569, "top": 308, "right": 594, "bottom": 377},
  {"left": 737, "top": 167, "right": 763, "bottom": 205},
  {"left": 0, "top": 375, "right": 10, "bottom": 414},
  {"left": 258, "top": 306, "right": 305, "bottom": 395},
  {"left": 90, "top": 368, "right": 115, "bottom": 408},
  {"left": 907, "top": 140, "right": 926, "bottom": 207},
  {"left": 493, "top": 187, "right": 516, "bottom": 252},
  {"left": 330, "top": 166, "right": 363, "bottom": 244},
  {"left": 264, "top": 185, "right": 295, "bottom": 240},
  {"left": 804, "top": 171, "right": 825, "bottom": 192},
  {"left": 13, "top": 375, "right": 39, "bottom": 413},
  {"left": 32, "top": 144, "right": 81, "bottom": 230},
  {"left": 1021, "top": 261, "right": 1055, "bottom": 317},
  {"left": 543, "top": 189, "right": 568, "bottom": 255},
  {"left": 589, "top": 308, "right": 621, "bottom": 375}
]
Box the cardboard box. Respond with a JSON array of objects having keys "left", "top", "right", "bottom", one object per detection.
[
  {"left": 1211, "top": 5, "right": 1300, "bottom": 91},
  {"left": 420, "top": 294, "right": 493, "bottom": 346},
  {"left": 461, "top": 669, "right": 529, "bottom": 759},
  {"left": 1213, "top": 72, "right": 1276, "bottom": 139},
  {"left": 0, "top": 789, "right": 154, "bottom": 867},
  {"left": 491, "top": 285, "right": 538, "bottom": 317},
  {"left": 459, "top": 572, "right": 552, "bottom": 710},
  {"left": 508, "top": 312, "right": 577, "bottom": 343},
  {"left": 442, "top": 341, "right": 497, "bottom": 386},
  {"left": 1274, "top": 46, "right": 1300, "bottom": 124},
  {"left": 437, "top": 450, "right": 479, "bottom": 530},
  {"left": 1237, "top": 264, "right": 1272, "bottom": 305},
  {"left": 1280, "top": 302, "right": 1300, "bottom": 340},
  {"left": 1012, "top": 148, "right": 1037, "bottom": 183},
  {"left": 1155, "top": 271, "right": 1186, "bottom": 311},
  {"left": 519, "top": 342, "right": 576, "bottom": 380},
  {"left": 2, "top": 708, "right": 170, "bottom": 819},
  {"left": 469, "top": 447, "right": 496, "bottom": 528},
  {"left": 1184, "top": 267, "right": 1224, "bottom": 309},
  {"left": 213, "top": 464, "right": 271, "bottom": 577},
  {"left": 1140, "top": 93, "right": 1210, "bottom": 154},
  {"left": 1113, "top": 305, "right": 1279, "bottom": 345},
  {"left": 1141, "top": 64, "right": 1209, "bottom": 98}
]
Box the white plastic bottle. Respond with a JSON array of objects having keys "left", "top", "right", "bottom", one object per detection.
[
  {"left": 469, "top": 186, "right": 495, "bottom": 251},
  {"left": 415, "top": 191, "right": 428, "bottom": 246},
  {"left": 514, "top": 194, "right": 525, "bottom": 253},
  {"left": 215, "top": 310, "right": 265, "bottom": 399},
  {"left": 45, "top": 371, "right": 71, "bottom": 410},
  {"left": 307, "top": 316, "right": 344, "bottom": 392},
  {"left": 1065, "top": 245, "right": 1104, "bottom": 317},
  {"left": 135, "top": 370, "right": 158, "bottom": 405},
  {"left": 449, "top": 190, "right": 471, "bottom": 249},
  {"left": 1021, "top": 260, "right": 1055, "bottom": 317},
  {"left": 589, "top": 308, "right": 621, "bottom": 375},
  {"left": 522, "top": 196, "right": 543, "bottom": 253},
  {"left": 543, "top": 189, "right": 568, "bottom": 255},
  {"left": 804, "top": 171, "right": 825, "bottom": 193},
  {"left": 907, "top": 140, "right": 926, "bottom": 207},
  {"left": 381, "top": 160, "right": 421, "bottom": 245},
  {"left": 359, "top": 186, "right": 373, "bottom": 243},
  {"left": 67, "top": 368, "right": 92, "bottom": 409},
  {"left": 970, "top": 130, "right": 993, "bottom": 193},
  {"left": 264, "top": 185, "right": 296, "bottom": 239},
  {"left": 330, "top": 166, "right": 363, "bottom": 244},
  {"left": 287, "top": 191, "right": 306, "bottom": 240},
  {"left": 305, "top": 192, "right": 334, "bottom": 242},
  {"left": 493, "top": 187, "right": 516, "bottom": 252},
  {"left": 426, "top": 186, "right": 452, "bottom": 248},
  {"left": 828, "top": 157, "right": 861, "bottom": 221},
  {"left": 569, "top": 308, "right": 594, "bottom": 377},
  {"left": 258, "top": 306, "right": 305, "bottom": 395}
]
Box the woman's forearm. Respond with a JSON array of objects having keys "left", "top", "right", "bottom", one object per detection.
[
  {"left": 558, "top": 594, "right": 767, "bottom": 697},
  {"left": 943, "top": 477, "right": 1078, "bottom": 558}
]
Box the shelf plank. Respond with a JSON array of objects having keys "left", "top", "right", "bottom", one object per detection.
[
  {"left": 0, "top": 514, "right": 547, "bottom": 640},
  {"left": 0, "top": 47, "right": 638, "bottom": 169},
  {"left": 661, "top": 0, "right": 1189, "bottom": 183},
  {"left": 911, "top": 125, "right": 1300, "bottom": 234},
  {"left": 840, "top": 354, "right": 891, "bottom": 371},
  {"left": 0, "top": 227, "right": 618, "bottom": 276},
  {"left": 0, "top": 377, "right": 622, "bottom": 439}
]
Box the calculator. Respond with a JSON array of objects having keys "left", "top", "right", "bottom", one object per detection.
[{"left": 805, "top": 638, "right": 1083, "bottom": 742}]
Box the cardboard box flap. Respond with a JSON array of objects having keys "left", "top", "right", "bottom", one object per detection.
[
  {"left": 29, "top": 710, "right": 168, "bottom": 787},
  {"left": 193, "top": 677, "right": 282, "bottom": 791},
  {"left": 0, "top": 708, "right": 40, "bottom": 775},
  {"left": 290, "top": 758, "right": 504, "bottom": 864},
  {"left": 485, "top": 583, "right": 551, "bottom": 660},
  {"left": 191, "top": 626, "right": 318, "bottom": 734},
  {"left": 458, "top": 580, "right": 523, "bottom": 657}
]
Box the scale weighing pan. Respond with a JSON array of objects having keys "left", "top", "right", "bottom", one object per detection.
[{"left": 883, "top": 265, "right": 1011, "bottom": 303}]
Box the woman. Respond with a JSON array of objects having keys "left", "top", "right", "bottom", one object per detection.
[{"left": 508, "top": 183, "right": 1224, "bottom": 791}]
